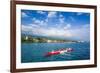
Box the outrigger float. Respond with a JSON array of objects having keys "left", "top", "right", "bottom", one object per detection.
[{"left": 45, "top": 48, "right": 73, "bottom": 57}]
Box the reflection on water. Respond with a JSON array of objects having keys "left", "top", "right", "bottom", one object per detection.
[{"left": 21, "top": 42, "right": 90, "bottom": 63}]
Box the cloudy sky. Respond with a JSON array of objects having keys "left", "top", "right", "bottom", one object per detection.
[{"left": 21, "top": 10, "right": 90, "bottom": 41}]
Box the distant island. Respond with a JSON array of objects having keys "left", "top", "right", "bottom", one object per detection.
[{"left": 21, "top": 35, "right": 85, "bottom": 43}]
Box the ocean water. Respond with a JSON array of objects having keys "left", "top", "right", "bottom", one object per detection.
[{"left": 21, "top": 42, "right": 90, "bottom": 63}]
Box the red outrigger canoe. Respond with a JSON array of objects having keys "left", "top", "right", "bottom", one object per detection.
[{"left": 45, "top": 48, "right": 73, "bottom": 57}]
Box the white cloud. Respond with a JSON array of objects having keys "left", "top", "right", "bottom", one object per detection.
[
  {"left": 37, "top": 11, "right": 46, "bottom": 14},
  {"left": 83, "top": 24, "right": 90, "bottom": 28},
  {"left": 34, "top": 19, "right": 41, "bottom": 24},
  {"left": 63, "top": 24, "right": 71, "bottom": 30},
  {"left": 59, "top": 17, "right": 64, "bottom": 23},
  {"left": 45, "top": 18, "right": 49, "bottom": 23},
  {"left": 22, "top": 25, "right": 32, "bottom": 31},
  {"left": 47, "top": 11, "right": 57, "bottom": 18},
  {"left": 59, "top": 14, "right": 64, "bottom": 18},
  {"left": 32, "top": 18, "right": 47, "bottom": 26},
  {"left": 21, "top": 12, "right": 29, "bottom": 17},
  {"left": 29, "top": 24, "right": 40, "bottom": 28},
  {"left": 69, "top": 16, "right": 75, "bottom": 22},
  {"left": 44, "top": 28, "right": 72, "bottom": 37},
  {"left": 21, "top": 24, "right": 33, "bottom": 35},
  {"left": 77, "top": 12, "right": 84, "bottom": 16},
  {"left": 22, "top": 23, "right": 73, "bottom": 38},
  {"left": 22, "top": 23, "right": 90, "bottom": 41},
  {"left": 66, "top": 24, "right": 71, "bottom": 28}
]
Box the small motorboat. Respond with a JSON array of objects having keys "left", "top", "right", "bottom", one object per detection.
[{"left": 45, "top": 48, "right": 73, "bottom": 57}]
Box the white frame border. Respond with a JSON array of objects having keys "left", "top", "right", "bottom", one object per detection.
[{"left": 16, "top": 4, "right": 95, "bottom": 69}]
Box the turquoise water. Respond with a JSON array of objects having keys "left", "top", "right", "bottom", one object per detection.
[{"left": 21, "top": 42, "right": 90, "bottom": 63}]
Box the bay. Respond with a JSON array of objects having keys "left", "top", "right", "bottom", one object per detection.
[{"left": 21, "top": 42, "right": 90, "bottom": 63}]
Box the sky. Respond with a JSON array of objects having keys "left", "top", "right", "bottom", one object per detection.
[{"left": 21, "top": 9, "right": 90, "bottom": 41}]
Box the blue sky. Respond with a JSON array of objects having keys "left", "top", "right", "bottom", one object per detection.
[{"left": 21, "top": 10, "right": 90, "bottom": 41}]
